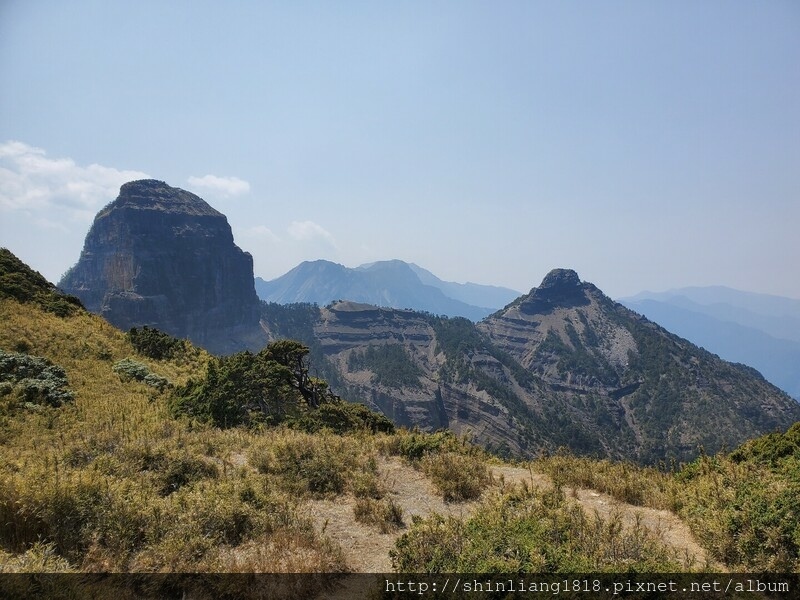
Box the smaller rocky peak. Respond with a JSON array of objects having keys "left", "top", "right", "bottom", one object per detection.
[
  {"left": 104, "top": 179, "right": 224, "bottom": 217},
  {"left": 519, "top": 268, "right": 590, "bottom": 315},
  {"left": 539, "top": 268, "right": 582, "bottom": 290}
]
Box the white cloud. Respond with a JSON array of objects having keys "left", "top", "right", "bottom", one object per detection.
[
  {"left": 0, "top": 140, "right": 149, "bottom": 220},
  {"left": 238, "top": 224, "right": 281, "bottom": 243},
  {"left": 187, "top": 174, "right": 250, "bottom": 197},
  {"left": 287, "top": 220, "right": 337, "bottom": 246}
]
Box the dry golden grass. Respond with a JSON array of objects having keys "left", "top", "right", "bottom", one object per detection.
[
  {"left": 0, "top": 299, "right": 348, "bottom": 573},
  {"left": 537, "top": 453, "right": 678, "bottom": 510}
]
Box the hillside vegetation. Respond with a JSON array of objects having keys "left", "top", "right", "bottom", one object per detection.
[
  {"left": 259, "top": 280, "right": 800, "bottom": 467},
  {"left": 1, "top": 248, "right": 799, "bottom": 583}
]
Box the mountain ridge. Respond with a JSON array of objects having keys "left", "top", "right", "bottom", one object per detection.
[
  {"left": 44, "top": 181, "right": 800, "bottom": 463},
  {"left": 255, "top": 266, "right": 800, "bottom": 404}
]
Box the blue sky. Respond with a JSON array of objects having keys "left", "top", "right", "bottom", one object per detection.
[{"left": 1, "top": 1, "right": 798, "bottom": 298}]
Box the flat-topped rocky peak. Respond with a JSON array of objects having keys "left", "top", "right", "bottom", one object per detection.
[
  {"left": 103, "top": 179, "right": 224, "bottom": 217},
  {"left": 59, "top": 180, "right": 265, "bottom": 354}
]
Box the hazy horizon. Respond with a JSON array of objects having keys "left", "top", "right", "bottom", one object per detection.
[{"left": 2, "top": 2, "right": 798, "bottom": 299}]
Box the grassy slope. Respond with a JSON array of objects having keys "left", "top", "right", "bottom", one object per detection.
[{"left": 0, "top": 298, "right": 348, "bottom": 573}]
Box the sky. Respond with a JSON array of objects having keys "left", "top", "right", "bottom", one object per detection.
[{"left": 1, "top": 1, "right": 798, "bottom": 299}]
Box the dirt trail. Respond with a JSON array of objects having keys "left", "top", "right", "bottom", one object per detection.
[
  {"left": 306, "top": 458, "right": 714, "bottom": 572},
  {"left": 493, "top": 464, "right": 715, "bottom": 570},
  {"left": 305, "top": 457, "right": 481, "bottom": 572}
]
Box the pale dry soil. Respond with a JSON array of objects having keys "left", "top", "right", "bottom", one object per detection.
[{"left": 306, "top": 458, "right": 715, "bottom": 573}]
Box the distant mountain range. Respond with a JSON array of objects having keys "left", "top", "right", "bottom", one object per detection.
[
  {"left": 620, "top": 287, "right": 800, "bottom": 399},
  {"left": 255, "top": 259, "right": 521, "bottom": 321}
]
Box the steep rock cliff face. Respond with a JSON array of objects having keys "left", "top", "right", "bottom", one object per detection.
[{"left": 59, "top": 180, "right": 266, "bottom": 354}]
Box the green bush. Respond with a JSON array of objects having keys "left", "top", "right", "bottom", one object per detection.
[
  {"left": 0, "top": 248, "right": 83, "bottom": 317},
  {"left": 729, "top": 421, "right": 800, "bottom": 467},
  {"left": 391, "top": 485, "right": 681, "bottom": 573},
  {"left": 127, "top": 326, "right": 186, "bottom": 360},
  {"left": 394, "top": 429, "right": 461, "bottom": 462},
  {"left": 0, "top": 471, "right": 120, "bottom": 562},
  {"left": 678, "top": 429, "right": 800, "bottom": 571},
  {"left": 0, "top": 542, "right": 73, "bottom": 573},
  {"left": 249, "top": 430, "right": 375, "bottom": 498},
  {"left": 127, "top": 444, "right": 219, "bottom": 497},
  {"left": 169, "top": 351, "right": 299, "bottom": 428},
  {"left": 264, "top": 435, "right": 346, "bottom": 496},
  {"left": 169, "top": 340, "right": 352, "bottom": 429},
  {"left": 288, "top": 401, "right": 395, "bottom": 435},
  {"left": 350, "top": 470, "right": 385, "bottom": 500}
]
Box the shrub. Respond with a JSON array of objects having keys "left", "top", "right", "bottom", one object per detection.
[
  {"left": 394, "top": 429, "right": 462, "bottom": 462},
  {"left": 169, "top": 349, "right": 301, "bottom": 428},
  {"left": 353, "top": 497, "right": 404, "bottom": 533},
  {"left": 392, "top": 485, "right": 682, "bottom": 573},
  {"left": 391, "top": 514, "right": 465, "bottom": 572},
  {"left": 0, "top": 349, "right": 74, "bottom": 407},
  {"left": 169, "top": 341, "right": 359, "bottom": 429},
  {"left": 159, "top": 457, "right": 219, "bottom": 497},
  {"left": 350, "top": 469, "right": 385, "bottom": 500},
  {"left": 678, "top": 445, "right": 800, "bottom": 571},
  {"left": 127, "top": 326, "right": 186, "bottom": 360},
  {"left": 539, "top": 453, "right": 665, "bottom": 507},
  {"left": 0, "top": 542, "right": 73, "bottom": 573},
  {"left": 249, "top": 430, "right": 375, "bottom": 498},
  {"left": 270, "top": 435, "right": 346, "bottom": 496},
  {"left": 420, "top": 451, "right": 490, "bottom": 501},
  {"left": 112, "top": 358, "right": 169, "bottom": 391},
  {"left": 0, "top": 248, "right": 83, "bottom": 317},
  {"left": 288, "top": 401, "right": 395, "bottom": 435},
  {"left": 0, "top": 470, "right": 121, "bottom": 562}
]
